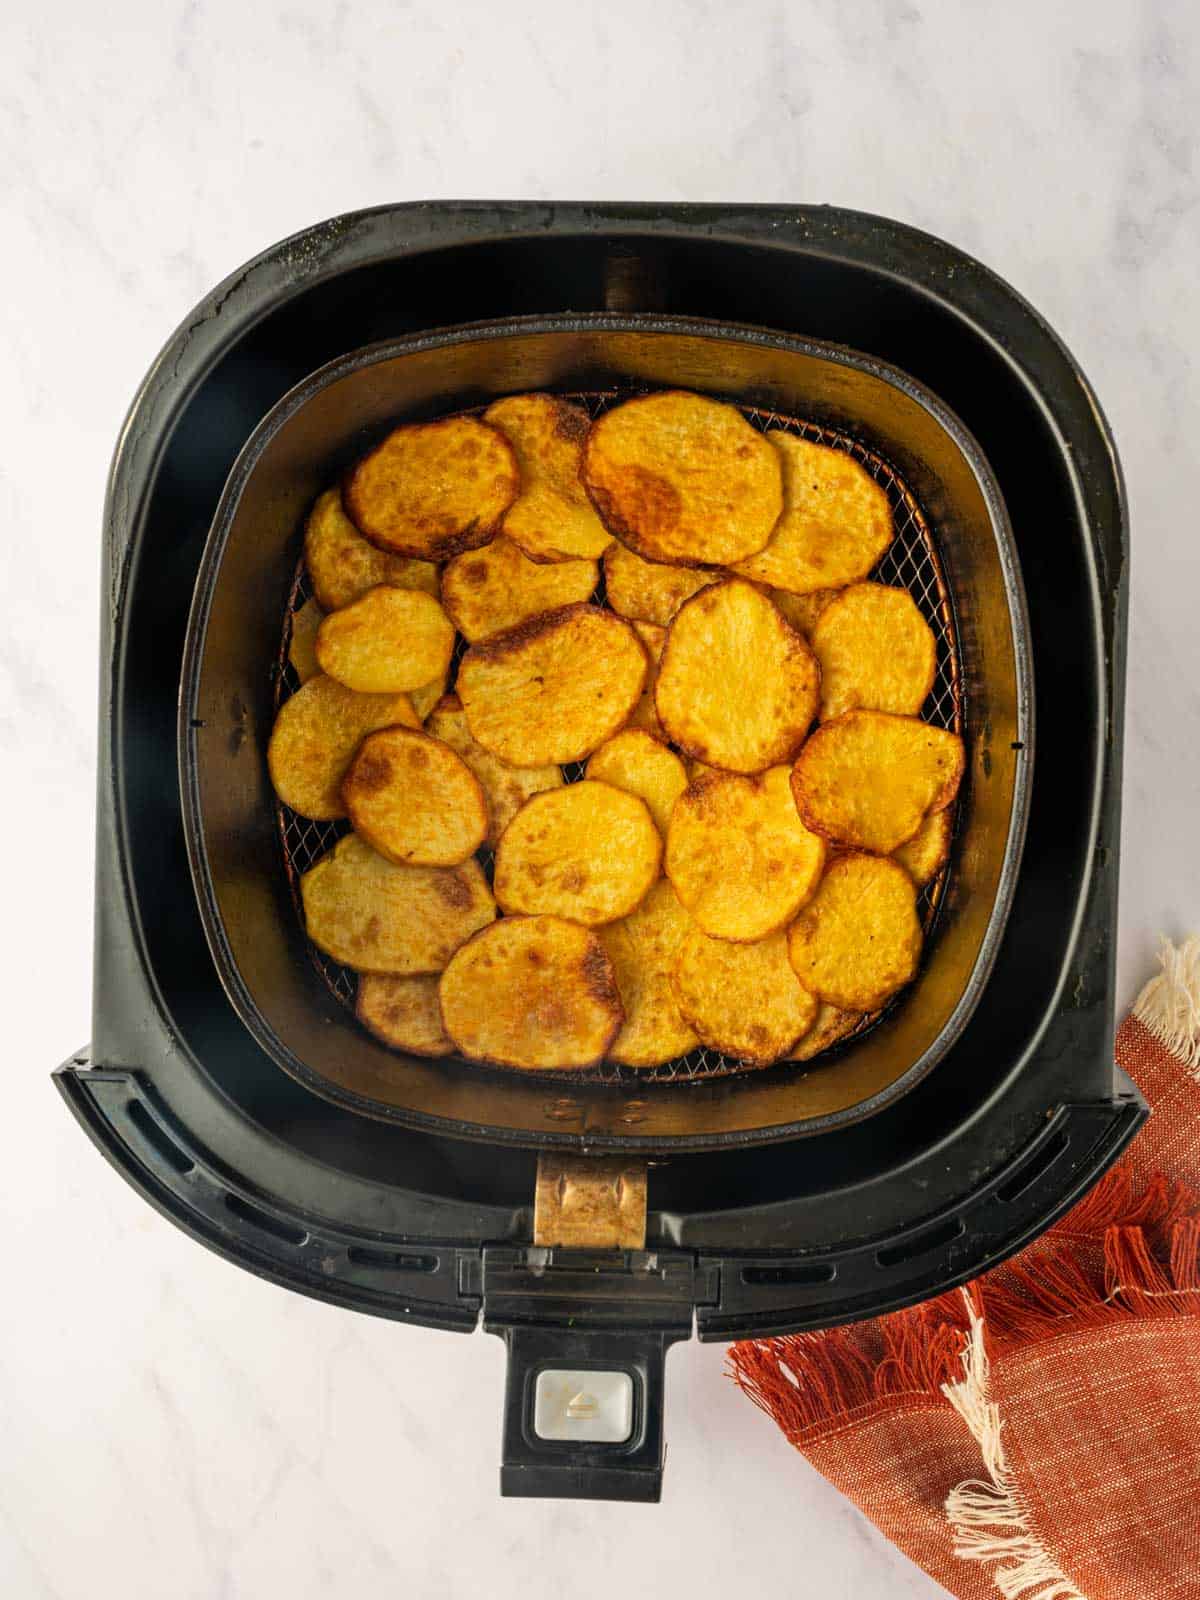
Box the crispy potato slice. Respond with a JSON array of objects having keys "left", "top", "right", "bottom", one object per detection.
[
  {"left": 315, "top": 586, "right": 455, "bottom": 695},
  {"left": 768, "top": 586, "right": 842, "bottom": 639},
  {"left": 787, "top": 852, "right": 921, "bottom": 1011},
  {"left": 410, "top": 667, "right": 449, "bottom": 724},
  {"left": 267, "top": 675, "right": 419, "bottom": 820},
  {"left": 665, "top": 766, "right": 825, "bottom": 941},
  {"left": 301, "top": 835, "right": 495, "bottom": 973},
  {"left": 439, "top": 915, "right": 622, "bottom": 1070},
  {"left": 673, "top": 928, "right": 817, "bottom": 1066},
  {"left": 598, "top": 880, "right": 699, "bottom": 1067},
  {"left": 733, "top": 433, "right": 892, "bottom": 592},
  {"left": 602, "top": 542, "right": 719, "bottom": 626},
  {"left": 287, "top": 597, "right": 325, "bottom": 683},
  {"left": 356, "top": 973, "right": 453, "bottom": 1057},
  {"left": 343, "top": 727, "right": 488, "bottom": 867},
  {"left": 425, "top": 693, "right": 562, "bottom": 846},
  {"left": 586, "top": 730, "right": 688, "bottom": 835},
  {"left": 893, "top": 806, "right": 953, "bottom": 887},
  {"left": 344, "top": 416, "right": 518, "bottom": 561},
  {"left": 484, "top": 394, "right": 612, "bottom": 562},
  {"left": 304, "top": 488, "right": 440, "bottom": 612},
  {"left": 791, "top": 710, "right": 965, "bottom": 854},
  {"left": 495, "top": 780, "right": 661, "bottom": 926},
  {"left": 656, "top": 579, "right": 819, "bottom": 773},
  {"left": 441, "top": 535, "right": 598, "bottom": 641},
  {"left": 786, "top": 1001, "right": 863, "bottom": 1062},
  {"left": 627, "top": 621, "right": 667, "bottom": 737},
  {"left": 812, "top": 582, "right": 937, "bottom": 721},
  {"left": 583, "top": 390, "right": 782, "bottom": 566},
  {"left": 457, "top": 603, "right": 646, "bottom": 765}
]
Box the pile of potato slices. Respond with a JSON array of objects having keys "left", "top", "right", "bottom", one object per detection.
[{"left": 270, "top": 389, "right": 963, "bottom": 1074}]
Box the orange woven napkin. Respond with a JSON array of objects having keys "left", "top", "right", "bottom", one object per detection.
[{"left": 730, "top": 938, "right": 1200, "bottom": 1600}]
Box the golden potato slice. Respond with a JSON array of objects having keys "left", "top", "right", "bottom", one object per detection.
[
  {"left": 287, "top": 597, "right": 325, "bottom": 684},
  {"left": 457, "top": 604, "right": 646, "bottom": 765},
  {"left": 665, "top": 766, "right": 825, "bottom": 941},
  {"left": 787, "top": 1002, "right": 863, "bottom": 1062},
  {"left": 301, "top": 835, "right": 495, "bottom": 973},
  {"left": 583, "top": 391, "right": 782, "bottom": 566},
  {"left": 484, "top": 394, "right": 612, "bottom": 562},
  {"left": 812, "top": 582, "right": 937, "bottom": 721},
  {"left": 304, "top": 487, "right": 439, "bottom": 612},
  {"left": 733, "top": 433, "right": 892, "bottom": 592},
  {"left": 494, "top": 780, "right": 661, "bottom": 926},
  {"left": 315, "top": 586, "right": 455, "bottom": 694},
  {"left": 356, "top": 973, "right": 453, "bottom": 1057},
  {"left": 627, "top": 621, "right": 667, "bottom": 737},
  {"left": 673, "top": 928, "right": 817, "bottom": 1066},
  {"left": 342, "top": 727, "right": 488, "bottom": 867},
  {"left": 439, "top": 915, "right": 622, "bottom": 1070},
  {"left": 344, "top": 416, "right": 518, "bottom": 561},
  {"left": 602, "top": 542, "right": 719, "bottom": 626},
  {"left": 425, "top": 693, "right": 562, "bottom": 846},
  {"left": 768, "top": 586, "right": 842, "bottom": 639},
  {"left": 787, "top": 852, "right": 922, "bottom": 1011},
  {"left": 410, "top": 668, "right": 449, "bottom": 724},
  {"left": 656, "top": 579, "right": 819, "bottom": 773},
  {"left": 441, "top": 535, "right": 597, "bottom": 641},
  {"left": 586, "top": 730, "right": 688, "bottom": 834},
  {"left": 598, "top": 880, "right": 699, "bottom": 1067},
  {"left": 893, "top": 806, "right": 954, "bottom": 887},
  {"left": 267, "top": 675, "right": 419, "bottom": 820},
  {"left": 791, "top": 710, "right": 965, "bottom": 854}
]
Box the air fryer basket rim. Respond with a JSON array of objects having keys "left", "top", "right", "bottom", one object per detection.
[{"left": 179, "top": 312, "right": 1032, "bottom": 1152}]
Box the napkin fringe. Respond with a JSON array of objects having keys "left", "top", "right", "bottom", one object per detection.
[{"left": 1133, "top": 934, "right": 1200, "bottom": 1072}]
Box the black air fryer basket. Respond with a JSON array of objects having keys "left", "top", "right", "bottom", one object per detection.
[{"left": 58, "top": 203, "right": 1143, "bottom": 1503}]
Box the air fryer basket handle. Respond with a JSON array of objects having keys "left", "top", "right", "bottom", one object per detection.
[{"left": 494, "top": 1324, "right": 684, "bottom": 1502}]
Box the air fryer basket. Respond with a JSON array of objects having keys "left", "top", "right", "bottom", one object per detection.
[{"left": 180, "top": 318, "right": 1031, "bottom": 1151}]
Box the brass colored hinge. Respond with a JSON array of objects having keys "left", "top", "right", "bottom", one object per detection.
[{"left": 533, "top": 1155, "right": 648, "bottom": 1250}]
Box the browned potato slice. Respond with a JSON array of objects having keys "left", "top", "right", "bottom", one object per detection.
[
  {"left": 287, "top": 597, "right": 324, "bottom": 683},
  {"left": 425, "top": 693, "right": 562, "bottom": 846},
  {"left": 598, "top": 880, "right": 699, "bottom": 1067},
  {"left": 665, "top": 766, "right": 825, "bottom": 942},
  {"left": 583, "top": 391, "right": 782, "bottom": 566},
  {"left": 627, "top": 621, "right": 667, "bottom": 737},
  {"left": 787, "top": 852, "right": 922, "bottom": 1011},
  {"left": 304, "top": 488, "right": 439, "bottom": 612},
  {"left": 733, "top": 433, "right": 892, "bottom": 592},
  {"left": 768, "top": 586, "right": 842, "bottom": 639},
  {"left": 602, "top": 542, "right": 719, "bottom": 626},
  {"left": 812, "top": 582, "right": 937, "bottom": 721},
  {"left": 441, "top": 535, "right": 597, "bottom": 641},
  {"left": 439, "top": 915, "right": 623, "bottom": 1070},
  {"left": 356, "top": 973, "right": 453, "bottom": 1056},
  {"left": 791, "top": 710, "right": 965, "bottom": 854},
  {"left": 410, "top": 668, "right": 449, "bottom": 724},
  {"left": 893, "top": 806, "right": 953, "bottom": 887},
  {"left": 344, "top": 416, "right": 518, "bottom": 561},
  {"left": 484, "top": 395, "right": 612, "bottom": 562},
  {"left": 787, "top": 1002, "right": 863, "bottom": 1062},
  {"left": 457, "top": 604, "right": 646, "bottom": 765},
  {"left": 494, "top": 780, "right": 661, "bottom": 926},
  {"left": 342, "top": 727, "right": 488, "bottom": 866},
  {"left": 656, "top": 579, "right": 819, "bottom": 773},
  {"left": 673, "top": 929, "right": 817, "bottom": 1066},
  {"left": 301, "top": 835, "right": 495, "bottom": 973},
  {"left": 267, "top": 675, "right": 419, "bottom": 820},
  {"left": 315, "top": 586, "right": 455, "bottom": 694},
  {"left": 586, "top": 730, "right": 688, "bottom": 834}
]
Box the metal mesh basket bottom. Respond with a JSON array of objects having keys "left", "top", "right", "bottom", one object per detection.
[{"left": 274, "top": 393, "right": 963, "bottom": 1087}]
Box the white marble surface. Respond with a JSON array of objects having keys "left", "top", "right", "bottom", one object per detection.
[{"left": 3, "top": 1, "right": 1200, "bottom": 1595}]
